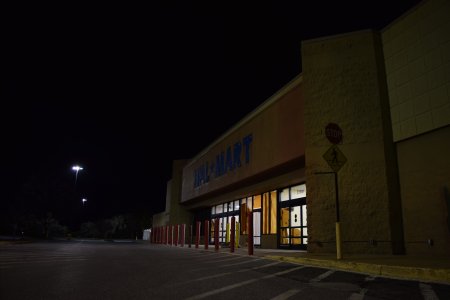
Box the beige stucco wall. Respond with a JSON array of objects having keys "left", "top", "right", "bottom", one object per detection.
[
  {"left": 382, "top": 0, "right": 450, "bottom": 256},
  {"left": 152, "top": 181, "right": 172, "bottom": 228},
  {"left": 382, "top": 0, "right": 450, "bottom": 141},
  {"left": 302, "top": 30, "right": 403, "bottom": 254},
  {"left": 181, "top": 77, "right": 305, "bottom": 204},
  {"left": 397, "top": 126, "right": 450, "bottom": 255},
  {"left": 152, "top": 211, "right": 169, "bottom": 228},
  {"left": 168, "top": 160, "right": 193, "bottom": 227}
]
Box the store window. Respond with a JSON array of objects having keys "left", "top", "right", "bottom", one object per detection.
[
  {"left": 291, "top": 184, "right": 306, "bottom": 199},
  {"left": 211, "top": 199, "right": 240, "bottom": 244},
  {"left": 253, "top": 195, "right": 261, "bottom": 209},
  {"left": 262, "top": 191, "right": 277, "bottom": 234},
  {"left": 280, "top": 188, "right": 290, "bottom": 201},
  {"left": 240, "top": 198, "right": 247, "bottom": 234}
]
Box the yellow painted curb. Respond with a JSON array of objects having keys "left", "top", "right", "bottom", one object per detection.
[{"left": 265, "top": 255, "right": 450, "bottom": 285}]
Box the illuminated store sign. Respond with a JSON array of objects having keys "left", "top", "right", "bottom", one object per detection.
[{"left": 194, "top": 134, "right": 253, "bottom": 188}]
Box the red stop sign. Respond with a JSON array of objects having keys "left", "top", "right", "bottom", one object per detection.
[{"left": 325, "top": 123, "right": 342, "bottom": 144}]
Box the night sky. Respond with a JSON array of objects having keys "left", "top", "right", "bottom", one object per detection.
[{"left": 2, "top": 1, "right": 422, "bottom": 229}]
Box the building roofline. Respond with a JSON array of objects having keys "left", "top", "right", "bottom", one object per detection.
[
  {"left": 185, "top": 73, "right": 303, "bottom": 167},
  {"left": 381, "top": 0, "right": 426, "bottom": 33},
  {"left": 301, "top": 29, "right": 376, "bottom": 45}
]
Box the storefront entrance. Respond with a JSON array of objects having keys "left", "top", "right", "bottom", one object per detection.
[{"left": 278, "top": 184, "right": 307, "bottom": 250}]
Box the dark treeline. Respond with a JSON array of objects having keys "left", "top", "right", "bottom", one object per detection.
[{"left": 1, "top": 168, "right": 152, "bottom": 240}]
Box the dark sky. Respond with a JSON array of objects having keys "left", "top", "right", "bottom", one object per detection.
[{"left": 2, "top": 1, "right": 422, "bottom": 226}]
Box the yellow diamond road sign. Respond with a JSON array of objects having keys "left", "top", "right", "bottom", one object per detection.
[{"left": 323, "top": 145, "right": 347, "bottom": 172}]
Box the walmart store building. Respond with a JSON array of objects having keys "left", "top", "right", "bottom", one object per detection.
[{"left": 153, "top": 0, "right": 450, "bottom": 256}]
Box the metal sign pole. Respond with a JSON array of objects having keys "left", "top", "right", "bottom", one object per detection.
[
  {"left": 314, "top": 171, "right": 342, "bottom": 260},
  {"left": 334, "top": 172, "right": 342, "bottom": 260}
]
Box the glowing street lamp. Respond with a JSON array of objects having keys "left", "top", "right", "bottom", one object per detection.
[
  {"left": 82, "top": 198, "right": 87, "bottom": 206},
  {"left": 72, "top": 165, "right": 83, "bottom": 185}
]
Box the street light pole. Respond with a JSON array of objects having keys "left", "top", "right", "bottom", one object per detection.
[
  {"left": 72, "top": 165, "right": 83, "bottom": 186},
  {"left": 70, "top": 165, "right": 86, "bottom": 231}
]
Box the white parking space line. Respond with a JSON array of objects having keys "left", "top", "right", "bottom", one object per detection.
[
  {"left": 347, "top": 288, "right": 368, "bottom": 300},
  {"left": 246, "top": 261, "right": 281, "bottom": 270},
  {"left": 184, "top": 278, "right": 259, "bottom": 300},
  {"left": 347, "top": 275, "right": 375, "bottom": 300},
  {"left": 239, "top": 261, "right": 281, "bottom": 273},
  {"left": 309, "top": 269, "right": 335, "bottom": 283},
  {"left": 202, "top": 256, "right": 245, "bottom": 263},
  {"left": 179, "top": 261, "right": 282, "bottom": 285},
  {"left": 188, "top": 258, "right": 277, "bottom": 272},
  {"left": 223, "top": 257, "right": 263, "bottom": 267},
  {"left": 419, "top": 283, "right": 439, "bottom": 300},
  {"left": 180, "top": 271, "right": 233, "bottom": 284},
  {"left": 270, "top": 289, "right": 302, "bottom": 300},
  {"left": 184, "top": 265, "right": 305, "bottom": 300},
  {"left": 182, "top": 251, "right": 219, "bottom": 257},
  {"left": 262, "top": 266, "right": 306, "bottom": 279}
]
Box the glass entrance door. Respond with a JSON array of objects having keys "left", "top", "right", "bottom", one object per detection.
[
  {"left": 278, "top": 184, "right": 307, "bottom": 249},
  {"left": 253, "top": 211, "right": 261, "bottom": 246},
  {"left": 279, "top": 205, "right": 307, "bottom": 249}
]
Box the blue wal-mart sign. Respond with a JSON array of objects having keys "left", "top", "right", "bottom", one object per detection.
[{"left": 194, "top": 134, "right": 253, "bottom": 188}]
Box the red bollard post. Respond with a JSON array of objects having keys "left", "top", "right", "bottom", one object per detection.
[
  {"left": 157, "top": 227, "right": 160, "bottom": 244},
  {"left": 170, "top": 225, "right": 173, "bottom": 246},
  {"left": 166, "top": 226, "right": 169, "bottom": 245},
  {"left": 150, "top": 228, "right": 154, "bottom": 243},
  {"left": 230, "top": 216, "right": 235, "bottom": 253},
  {"left": 162, "top": 226, "right": 166, "bottom": 244},
  {"left": 195, "top": 221, "right": 200, "bottom": 248},
  {"left": 248, "top": 212, "right": 253, "bottom": 255},
  {"left": 153, "top": 227, "right": 156, "bottom": 244},
  {"left": 175, "top": 225, "right": 179, "bottom": 246},
  {"left": 181, "top": 224, "right": 185, "bottom": 247},
  {"left": 204, "top": 220, "right": 209, "bottom": 250},
  {"left": 214, "top": 218, "right": 219, "bottom": 251},
  {"left": 189, "top": 225, "right": 192, "bottom": 248}
]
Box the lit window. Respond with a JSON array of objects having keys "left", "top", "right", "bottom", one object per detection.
[
  {"left": 253, "top": 194, "right": 261, "bottom": 209},
  {"left": 270, "top": 190, "right": 277, "bottom": 234},
  {"left": 247, "top": 197, "right": 253, "bottom": 212},
  {"left": 280, "top": 188, "right": 289, "bottom": 201},
  {"left": 291, "top": 184, "right": 306, "bottom": 199},
  {"left": 262, "top": 193, "right": 270, "bottom": 234},
  {"left": 240, "top": 199, "right": 247, "bottom": 234},
  {"left": 234, "top": 200, "right": 240, "bottom": 211}
]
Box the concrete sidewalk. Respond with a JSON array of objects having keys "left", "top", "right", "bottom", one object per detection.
[{"left": 217, "top": 246, "right": 450, "bottom": 285}]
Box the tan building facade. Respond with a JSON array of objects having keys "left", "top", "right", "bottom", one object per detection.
[{"left": 153, "top": 0, "right": 450, "bottom": 256}]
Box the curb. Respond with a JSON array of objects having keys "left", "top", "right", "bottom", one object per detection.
[{"left": 265, "top": 255, "right": 450, "bottom": 285}]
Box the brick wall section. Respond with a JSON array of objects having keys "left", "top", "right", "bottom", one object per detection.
[
  {"left": 382, "top": 0, "right": 450, "bottom": 141},
  {"left": 302, "top": 30, "right": 404, "bottom": 254}
]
